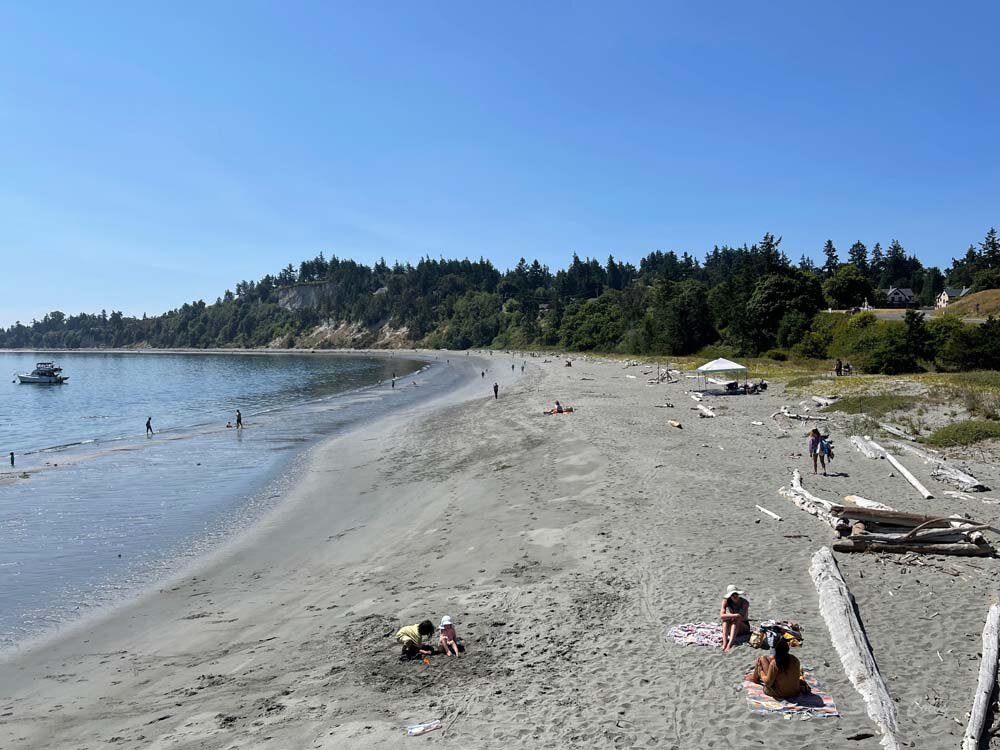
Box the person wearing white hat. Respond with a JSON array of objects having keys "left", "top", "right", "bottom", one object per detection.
[
  {"left": 438, "top": 615, "right": 460, "bottom": 657},
  {"left": 719, "top": 584, "right": 750, "bottom": 653}
]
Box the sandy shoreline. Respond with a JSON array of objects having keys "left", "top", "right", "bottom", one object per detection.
[{"left": 2, "top": 354, "right": 1000, "bottom": 749}]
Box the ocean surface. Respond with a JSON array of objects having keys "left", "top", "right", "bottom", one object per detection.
[{"left": 0, "top": 350, "right": 433, "bottom": 650}]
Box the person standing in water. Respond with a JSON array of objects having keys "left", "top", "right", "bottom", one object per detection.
[
  {"left": 9, "top": 452, "right": 13, "bottom": 468},
  {"left": 236, "top": 410, "right": 243, "bottom": 429},
  {"left": 493, "top": 382, "right": 499, "bottom": 399},
  {"left": 146, "top": 417, "right": 153, "bottom": 436}
]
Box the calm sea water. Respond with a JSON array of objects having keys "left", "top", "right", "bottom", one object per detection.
[{"left": 0, "top": 351, "right": 433, "bottom": 650}]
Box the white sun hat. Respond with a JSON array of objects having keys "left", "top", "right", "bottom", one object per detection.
[
  {"left": 724, "top": 584, "right": 745, "bottom": 598},
  {"left": 440, "top": 615, "right": 452, "bottom": 627}
]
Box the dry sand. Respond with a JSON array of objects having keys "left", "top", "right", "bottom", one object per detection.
[{"left": 2, "top": 354, "right": 1000, "bottom": 749}]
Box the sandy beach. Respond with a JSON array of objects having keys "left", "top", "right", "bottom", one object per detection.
[{"left": 2, "top": 353, "right": 1000, "bottom": 749}]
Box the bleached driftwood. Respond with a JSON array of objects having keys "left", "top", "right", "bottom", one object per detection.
[
  {"left": 868, "top": 440, "right": 933, "bottom": 499},
  {"left": 962, "top": 604, "right": 1000, "bottom": 750},
  {"left": 668, "top": 420, "right": 683, "bottom": 429},
  {"left": 695, "top": 404, "right": 716, "bottom": 418},
  {"left": 689, "top": 392, "right": 703, "bottom": 402},
  {"left": 779, "top": 406, "right": 829, "bottom": 421},
  {"left": 879, "top": 422, "right": 915, "bottom": 440},
  {"left": 843, "top": 494, "right": 894, "bottom": 511},
  {"left": 832, "top": 539, "right": 992, "bottom": 556},
  {"left": 812, "top": 395, "right": 837, "bottom": 407},
  {"left": 810, "top": 547, "right": 902, "bottom": 750},
  {"left": 779, "top": 470, "right": 842, "bottom": 528},
  {"left": 755, "top": 504, "right": 782, "bottom": 521},
  {"left": 890, "top": 441, "right": 990, "bottom": 492},
  {"left": 850, "top": 435, "right": 883, "bottom": 460}
]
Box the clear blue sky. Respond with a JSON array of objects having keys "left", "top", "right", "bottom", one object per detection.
[{"left": 2, "top": 1, "right": 998, "bottom": 326}]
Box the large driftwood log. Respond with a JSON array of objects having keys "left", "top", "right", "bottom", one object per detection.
[
  {"left": 779, "top": 406, "right": 829, "bottom": 421},
  {"left": 779, "top": 470, "right": 842, "bottom": 528},
  {"left": 850, "top": 435, "right": 883, "bottom": 460},
  {"left": 809, "top": 548, "right": 902, "bottom": 750},
  {"left": 868, "top": 440, "right": 934, "bottom": 499},
  {"left": 962, "top": 604, "right": 1000, "bottom": 750},
  {"left": 812, "top": 395, "right": 837, "bottom": 407},
  {"left": 879, "top": 421, "right": 915, "bottom": 440},
  {"left": 832, "top": 539, "right": 993, "bottom": 556},
  {"left": 889, "top": 441, "right": 991, "bottom": 492},
  {"left": 843, "top": 494, "right": 894, "bottom": 511},
  {"left": 695, "top": 403, "right": 716, "bottom": 418},
  {"left": 831, "top": 506, "right": 975, "bottom": 528}
]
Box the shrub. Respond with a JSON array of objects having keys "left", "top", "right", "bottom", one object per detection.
[
  {"left": 764, "top": 349, "right": 788, "bottom": 361},
  {"left": 923, "top": 420, "right": 1000, "bottom": 447},
  {"left": 822, "top": 395, "right": 919, "bottom": 418}
]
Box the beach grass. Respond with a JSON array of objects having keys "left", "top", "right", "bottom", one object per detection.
[
  {"left": 820, "top": 394, "right": 920, "bottom": 418},
  {"left": 922, "top": 420, "right": 1000, "bottom": 447}
]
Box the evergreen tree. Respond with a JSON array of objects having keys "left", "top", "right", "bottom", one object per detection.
[
  {"left": 847, "top": 241, "right": 869, "bottom": 274},
  {"left": 870, "top": 242, "right": 884, "bottom": 286},
  {"left": 821, "top": 240, "right": 839, "bottom": 277}
]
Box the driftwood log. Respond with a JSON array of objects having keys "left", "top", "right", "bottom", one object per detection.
[
  {"left": 779, "top": 406, "right": 829, "bottom": 421},
  {"left": 868, "top": 440, "right": 934, "bottom": 499},
  {"left": 843, "top": 494, "right": 894, "bottom": 511},
  {"left": 879, "top": 421, "right": 915, "bottom": 440},
  {"left": 696, "top": 404, "right": 716, "bottom": 418},
  {"left": 962, "top": 604, "right": 1000, "bottom": 750},
  {"left": 833, "top": 540, "right": 992, "bottom": 556},
  {"left": 755, "top": 504, "right": 782, "bottom": 521},
  {"left": 779, "top": 470, "right": 842, "bottom": 528},
  {"left": 809, "top": 547, "right": 902, "bottom": 750},
  {"left": 812, "top": 395, "right": 837, "bottom": 407},
  {"left": 890, "top": 441, "right": 990, "bottom": 492},
  {"left": 850, "top": 435, "right": 883, "bottom": 460}
]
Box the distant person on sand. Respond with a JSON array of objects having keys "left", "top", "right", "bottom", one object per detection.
[
  {"left": 834, "top": 358, "right": 843, "bottom": 377},
  {"left": 720, "top": 584, "right": 750, "bottom": 653},
  {"left": 9, "top": 452, "right": 13, "bottom": 468},
  {"left": 748, "top": 637, "right": 808, "bottom": 699},
  {"left": 146, "top": 417, "right": 153, "bottom": 436},
  {"left": 809, "top": 428, "right": 827, "bottom": 476},
  {"left": 392, "top": 378, "right": 396, "bottom": 389},
  {"left": 521, "top": 363, "right": 525, "bottom": 373},
  {"left": 511, "top": 363, "right": 514, "bottom": 372},
  {"left": 396, "top": 620, "right": 435, "bottom": 660},
  {"left": 481, "top": 370, "right": 485, "bottom": 379},
  {"left": 236, "top": 410, "right": 243, "bottom": 429},
  {"left": 493, "top": 382, "right": 499, "bottom": 399},
  {"left": 438, "top": 615, "right": 460, "bottom": 657}
]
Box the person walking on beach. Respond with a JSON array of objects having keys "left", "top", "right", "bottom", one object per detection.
[
  {"left": 493, "top": 382, "right": 499, "bottom": 399},
  {"left": 481, "top": 370, "right": 485, "bottom": 379},
  {"left": 235, "top": 410, "right": 243, "bottom": 429},
  {"left": 511, "top": 363, "right": 514, "bottom": 372},
  {"left": 391, "top": 378, "right": 396, "bottom": 389},
  {"left": 9, "top": 452, "right": 13, "bottom": 468},
  {"left": 146, "top": 417, "right": 153, "bottom": 436},
  {"left": 809, "top": 428, "right": 827, "bottom": 475}
]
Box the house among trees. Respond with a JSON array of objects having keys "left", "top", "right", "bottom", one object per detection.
[
  {"left": 935, "top": 286, "right": 971, "bottom": 308},
  {"left": 881, "top": 287, "right": 916, "bottom": 307}
]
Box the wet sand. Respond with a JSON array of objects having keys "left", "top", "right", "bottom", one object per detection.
[{"left": 1, "top": 354, "right": 999, "bottom": 749}]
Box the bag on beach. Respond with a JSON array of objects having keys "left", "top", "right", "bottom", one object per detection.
[{"left": 748, "top": 630, "right": 767, "bottom": 649}]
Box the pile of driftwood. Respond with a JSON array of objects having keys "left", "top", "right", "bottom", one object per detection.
[{"left": 780, "top": 470, "right": 997, "bottom": 557}]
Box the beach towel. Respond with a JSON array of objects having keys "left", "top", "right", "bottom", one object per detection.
[
  {"left": 742, "top": 671, "right": 839, "bottom": 718},
  {"left": 669, "top": 622, "right": 723, "bottom": 647}
]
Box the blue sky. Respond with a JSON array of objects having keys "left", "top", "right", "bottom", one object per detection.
[{"left": 1, "top": 1, "right": 998, "bottom": 325}]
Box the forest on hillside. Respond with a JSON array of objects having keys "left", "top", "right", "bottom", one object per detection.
[{"left": 3, "top": 229, "right": 1000, "bottom": 375}]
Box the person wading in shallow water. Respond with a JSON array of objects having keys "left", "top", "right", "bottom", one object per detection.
[
  {"left": 146, "top": 417, "right": 153, "bottom": 436},
  {"left": 236, "top": 410, "right": 243, "bottom": 429},
  {"left": 493, "top": 382, "right": 499, "bottom": 399}
]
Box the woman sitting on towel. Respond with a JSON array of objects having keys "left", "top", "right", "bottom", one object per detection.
[
  {"left": 719, "top": 584, "right": 750, "bottom": 653},
  {"left": 749, "top": 637, "right": 809, "bottom": 699}
]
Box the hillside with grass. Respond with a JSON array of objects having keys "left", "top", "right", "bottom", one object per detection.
[{"left": 934, "top": 288, "right": 1000, "bottom": 318}]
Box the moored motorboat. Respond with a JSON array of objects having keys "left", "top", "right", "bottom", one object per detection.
[{"left": 16, "top": 362, "right": 69, "bottom": 384}]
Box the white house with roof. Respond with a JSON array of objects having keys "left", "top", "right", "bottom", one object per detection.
[
  {"left": 935, "top": 286, "right": 971, "bottom": 308},
  {"left": 881, "top": 287, "right": 916, "bottom": 307}
]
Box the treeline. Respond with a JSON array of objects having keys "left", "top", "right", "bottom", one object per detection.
[{"left": 2, "top": 229, "right": 999, "bottom": 375}]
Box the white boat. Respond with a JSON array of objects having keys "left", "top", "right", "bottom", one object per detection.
[{"left": 16, "top": 362, "right": 69, "bottom": 384}]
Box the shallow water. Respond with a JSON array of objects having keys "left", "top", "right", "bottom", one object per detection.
[{"left": 0, "top": 350, "right": 433, "bottom": 649}]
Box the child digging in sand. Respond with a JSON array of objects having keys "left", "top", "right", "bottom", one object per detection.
[
  {"left": 396, "top": 620, "right": 435, "bottom": 660},
  {"left": 438, "top": 615, "right": 460, "bottom": 656}
]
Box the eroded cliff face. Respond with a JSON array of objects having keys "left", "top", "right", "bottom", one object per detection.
[
  {"left": 276, "top": 280, "right": 341, "bottom": 311},
  {"left": 292, "top": 321, "right": 412, "bottom": 349}
]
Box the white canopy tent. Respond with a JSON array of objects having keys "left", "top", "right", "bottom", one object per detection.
[{"left": 695, "top": 357, "right": 748, "bottom": 389}]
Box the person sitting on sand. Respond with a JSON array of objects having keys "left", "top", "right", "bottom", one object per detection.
[
  {"left": 748, "top": 637, "right": 809, "bottom": 700},
  {"left": 396, "top": 620, "right": 435, "bottom": 660},
  {"left": 438, "top": 615, "right": 460, "bottom": 657},
  {"left": 809, "top": 428, "right": 827, "bottom": 476},
  {"left": 544, "top": 400, "right": 574, "bottom": 415},
  {"left": 720, "top": 584, "right": 750, "bottom": 653}
]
